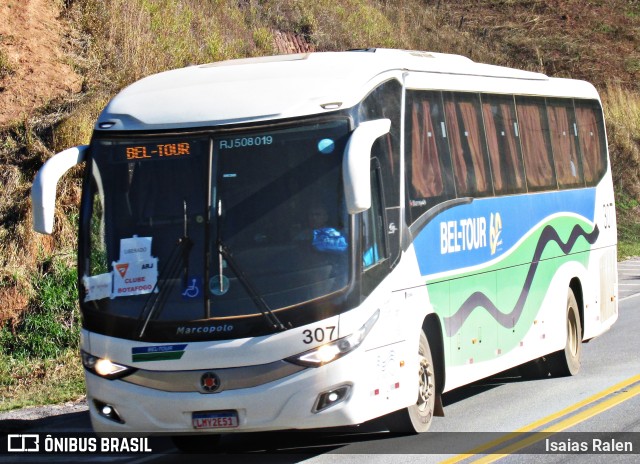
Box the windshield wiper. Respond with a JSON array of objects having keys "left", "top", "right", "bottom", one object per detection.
[
  {"left": 216, "top": 239, "right": 288, "bottom": 333},
  {"left": 137, "top": 201, "right": 193, "bottom": 339},
  {"left": 214, "top": 198, "right": 287, "bottom": 333}
]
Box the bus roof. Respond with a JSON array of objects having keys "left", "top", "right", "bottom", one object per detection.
[{"left": 96, "top": 49, "right": 599, "bottom": 131}]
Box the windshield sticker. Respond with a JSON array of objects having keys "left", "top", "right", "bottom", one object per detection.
[
  {"left": 83, "top": 273, "right": 112, "bottom": 302},
  {"left": 115, "top": 263, "right": 129, "bottom": 278},
  {"left": 112, "top": 257, "right": 158, "bottom": 297},
  {"left": 112, "top": 236, "right": 158, "bottom": 298},
  {"left": 181, "top": 276, "right": 202, "bottom": 299},
  {"left": 317, "top": 138, "right": 335, "bottom": 154},
  {"left": 131, "top": 344, "right": 188, "bottom": 362},
  {"left": 210, "top": 275, "right": 230, "bottom": 296},
  {"left": 119, "top": 235, "right": 152, "bottom": 261}
]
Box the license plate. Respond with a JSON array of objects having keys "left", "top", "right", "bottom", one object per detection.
[{"left": 192, "top": 411, "right": 239, "bottom": 429}]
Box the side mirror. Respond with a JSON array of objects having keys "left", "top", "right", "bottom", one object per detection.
[
  {"left": 32, "top": 145, "right": 88, "bottom": 234},
  {"left": 342, "top": 119, "right": 391, "bottom": 214}
]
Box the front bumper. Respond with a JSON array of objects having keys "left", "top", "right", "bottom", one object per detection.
[{"left": 86, "top": 343, "right": 412, "bottom": 434}]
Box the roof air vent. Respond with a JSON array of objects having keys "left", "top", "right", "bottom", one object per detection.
[{"left": 408, "top": 51, "right": 436, "bottom": 59}]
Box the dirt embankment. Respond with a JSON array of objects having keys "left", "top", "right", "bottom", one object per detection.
[{"left": 0, "top": 0, "right": 81, "bottom": 127}]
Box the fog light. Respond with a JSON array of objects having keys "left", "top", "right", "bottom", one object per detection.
[
  {"left": 95, "top": 400, "right": 124, "bottom": 424},
  {"left": 313, "top": 385, "right": 352, "bottom": 413}
]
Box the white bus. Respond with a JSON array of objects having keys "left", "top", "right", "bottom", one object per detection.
[{"left": 32, "top": 49, "right": 618, "bottom": 449}]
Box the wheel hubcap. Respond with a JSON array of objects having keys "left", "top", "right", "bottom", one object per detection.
[{"left": 417, "top": 355, "right": 434, "bottom": 412}]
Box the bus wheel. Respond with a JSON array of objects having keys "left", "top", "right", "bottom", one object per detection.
[
  {"left": 519, "top": 289, "right": 582, "bottom": 379},
  {"left": 384, "top": 330, "right": 435, "bottom": 433},
  {"left": 550, "top": 288, "right": 582, "bottom": 376},
  {"left": 171, "top": 434, "right": 221, "bottom": 453}
]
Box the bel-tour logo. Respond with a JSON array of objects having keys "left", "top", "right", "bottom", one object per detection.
[
  {"left": 489, "top": 212, "right": 503, "bottom": 255},
  {"left": 440, "top": 212, "right": 503, "bottom": 256}
]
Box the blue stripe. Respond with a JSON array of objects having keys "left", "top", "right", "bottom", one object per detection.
[{"left": 413, "top": 189, "right": 596, "bottom": 276}]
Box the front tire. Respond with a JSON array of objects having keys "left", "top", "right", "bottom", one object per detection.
[{"left": 384, "top": 330, "right": 436, "bottom": 433}]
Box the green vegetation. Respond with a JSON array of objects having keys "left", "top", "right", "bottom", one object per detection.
[
  {"left": 1, "top": 0, "right": 640, "bottom": 411},
  {"left": 603, "top": 84, "right": 640, "bottom": 196},
  {"left": 1, "top": 256, "right": 79, "bottom": 358},
  {"left": 0, "top": 350, "right": 84, "bottom": 411},
  {"left": 602, "top": 84, "right": 640, "bottom": 258},
  {"left": 617, "top": 210, "right": 640, "bottom": 259},
  {"left": 0, "top": 255, "right": 83, "bottom": 411}
]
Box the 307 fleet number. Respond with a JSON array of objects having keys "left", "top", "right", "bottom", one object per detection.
[{"left": 302, "top": 326, "right": 337, "bottom": 344}]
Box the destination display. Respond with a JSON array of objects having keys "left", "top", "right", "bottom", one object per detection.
[{"left": 122, "top": 142, "right": 191, "bottom": 161}]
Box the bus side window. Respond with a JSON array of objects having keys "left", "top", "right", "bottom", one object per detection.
[
  {"left": 404, "top": 90, "right": 455, "bottom": 224},
  {"left": 359, "top": 79, "right": 403, "bottom": 269},
  {"left": 443, "top": 92, "right": 493, "bottom": 197},
  {"left": 481, "top": 94, "right": 526, "bottom": 195},
  {"left": 363, "top": 166, "right": 387, "bottom": 270},
  {"left": 574, "top": 100, "right": 607, "bottom": 186},
  {"left": 516, "top": 96, "right": 557, "bottom": 191},
  {"left": 547, "top": 98, "right": 584, "bottom": 188}
]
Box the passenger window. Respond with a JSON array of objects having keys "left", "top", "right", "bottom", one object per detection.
[
  {"left": 363, "top": 168, "right": 387, "bottom": 270},
  {"left": 443, "top": 92, "right": 492, "bottom": 197},
  {"left": 547, "top": 99, "right": 583, "bottom": 188},
  {"left": 481, "top": 94, "right": 526, "bottom": 194},
  {"left": 516, "top": 96, "right": 557, "bottom": 190},
  {"left": 405, "top": 91, "right": 455, "bottom": 223},
  {"left": 574, "top": 100, "right": 607, "bottom": 185}
]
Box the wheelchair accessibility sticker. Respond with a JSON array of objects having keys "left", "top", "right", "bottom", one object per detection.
[{"left": 182, "top": 277, "right": 203, "bottom": 299}]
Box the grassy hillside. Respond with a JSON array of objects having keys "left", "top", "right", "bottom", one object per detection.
[{"left": 1, "top": 0, "right": 639, "bottom": 410}]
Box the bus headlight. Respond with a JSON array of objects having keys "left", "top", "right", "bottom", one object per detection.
[
  {"left": 287, "top": 309, "right": 380, "bottom": 368},
  {"left": 81, "top": 351, "right": 136, "bottom": 379}
]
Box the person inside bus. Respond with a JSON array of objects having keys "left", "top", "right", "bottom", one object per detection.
[
  {"left": 294, "top": 204, "right": 347, "bottom": 253},
  {"left": 293, "top": 204, "right": 327, "bottom": 241}
]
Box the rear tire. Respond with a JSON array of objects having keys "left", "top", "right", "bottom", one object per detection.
[
  {"left": 549, "top": 288, "right": 582, "bottom": 376},
  {"left": 518, "top": 288, "right": 582, "bottom": 379},
  {"left": 384, "top": 330, "right": 435, "bottom": 433}
]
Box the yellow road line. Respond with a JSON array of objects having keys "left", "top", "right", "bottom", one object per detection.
[
  {"left": 440, "top": 374, "right": 640, "bottom": 464},
  {"left": 471, "top": 382, "right": 640, "bottom": 463}
]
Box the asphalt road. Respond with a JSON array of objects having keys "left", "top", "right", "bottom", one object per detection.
[{"left": 2, "top": 259, "right": 640, "bottom": 463}]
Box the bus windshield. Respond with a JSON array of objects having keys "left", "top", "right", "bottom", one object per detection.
[{"left": 80, "top": 119, "right": 351, "bottom": 337}]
